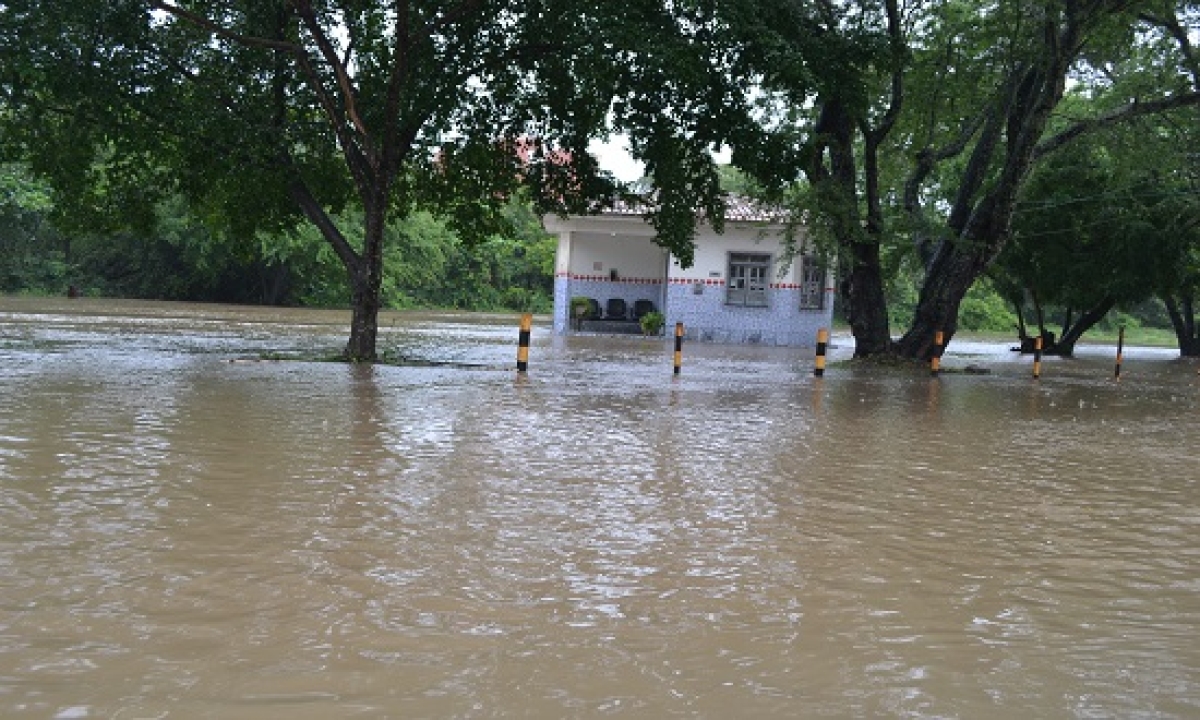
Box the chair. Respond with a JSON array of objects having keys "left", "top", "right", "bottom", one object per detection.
[
  {"left": 632, "top": 299, "right": 656, "bottom": 320},
  {"left": 586, "top": 298, "right": 602, "bottom": 319},
  {"left": 605, "top": 298, "right": 628, "bottom": 320}
]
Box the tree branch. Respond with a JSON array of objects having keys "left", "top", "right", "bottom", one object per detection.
[
  {"left": 289, "top": 0, "right": 375, "bottom": 163},
  {"left": 150, "top": 2, "right": 300, "bottom": 53},
  {"left": 1138, "top": 8, "right": 1200, "bottom": 93},
  {"left": 288, "top": 176, "right": 360, "bottom": 271},
  {"left": 1033, "top": 91, "right": 1200, "bottom": 160},
  {"left": 902, "top": 104, "right": 988, "bottom": 217},
  {"left": 426, "top": 0, "right": 487, "bottom": 35},
  {"left": 382, "top": 0, "right": 413, "bottom": 176}
]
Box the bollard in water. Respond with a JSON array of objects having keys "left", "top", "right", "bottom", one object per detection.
[
  {"left": 673, "top": 322, "right": 684, "bottom": 376},
  {"left": 931, "top": 330, "right": 944, "bottom": 377},
  {"left": 1033, "top": 335, "right": 1043, "bottom": 379},
  {"left": 1115, "top": 325, "right": 1125, "bottom": 380},
  {"left": 516, "top": 313, "right": 532, "bottom": 372},
  {"left": 814, "top": 328, "right": 829, "bottom": 377}
]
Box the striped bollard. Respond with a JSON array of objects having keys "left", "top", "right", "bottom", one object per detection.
[
  {"left": 1114, "top": 325, "right": 1125, "bottom": 380},
  {"left": 1033, "top": 335, "right": 1043, "bottom": 380},
  {"left": 814, "top": 328, "right": 829, "bottom": 377},
  {"left": 516, "top": 313, "right": 532, "bottom": 372},
  {"left": 673, "top": 322, "right": 684, "bottom": 376},
  {"left": 931, "top": 330, "right": 944, "bottom": 377}
]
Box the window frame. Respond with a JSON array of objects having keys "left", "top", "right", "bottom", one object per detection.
[
  {"left": 798, "top": 255, "right": 826, "bottom": 310},
  {"left": 726, "top": 252, "right": 772, "bottom": 308}
]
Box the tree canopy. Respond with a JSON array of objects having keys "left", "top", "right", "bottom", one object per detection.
[
  {"left": 1, "top": 0, "right": 754, "bottom": 360},
  {"left": 727, "top": 0, "right": 1200, "bottom": 359},
  {"left": 3, "top": 0, "right": 1198, "bottom": 361}
]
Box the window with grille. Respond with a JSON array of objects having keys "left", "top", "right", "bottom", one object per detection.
[
  {"left": 727, "top": 253, "right": 770, "bottom": 307},
  {"left": 799, "top": 256, "right": 825, "bottom": 310}
]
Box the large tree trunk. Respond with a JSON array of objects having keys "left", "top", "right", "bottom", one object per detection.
[
  {"left": 894, "top": 237, "right": 986, "bottom": 359},
  {"left": 1164, "top": 293, "right": 1200, "bottom": 356},
  {"left": 345, "top": 270, "right": 381, "bottom": 361},
  {"left": 891, "top": 6, "right": 1092, "bottom": 362},
  {"left": 841, "top": 239, "right": 892, "bottom": 357},
  {"left": 807, "top": 98, "right": 894, "bottom": 357},
  {"left": 344, "top": 196, "right": 387, "bottom": 362}
]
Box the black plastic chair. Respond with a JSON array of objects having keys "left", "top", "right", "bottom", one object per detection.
[
  {"left": 632, "top": 299, "right": 656, "bottom": 320},
  {"left": 605, "top": 298, "right": 628, "bottom": 320}
]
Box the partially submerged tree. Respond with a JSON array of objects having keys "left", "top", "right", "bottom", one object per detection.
[
  {"left": 730, "top": 0, "right": 1200, "bottom": 360},
  {"left": 994, "top": 134, "right": 1148, "bottom": 356},
  {"left": 1, "top": 0, "right": 750, "bottom": 360}
]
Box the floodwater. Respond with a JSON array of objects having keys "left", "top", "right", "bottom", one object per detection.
[{"left": 2, "top": 297, "right": 1199, "bottom": 719}]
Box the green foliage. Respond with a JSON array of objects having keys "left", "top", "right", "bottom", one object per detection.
[
  {"left": 639, "top": 310, "right": 666, "bottom": 336},
  {"left": 957, "top": 279, "right": 1018, "bottom": 332},
  {"left": 0, "top": 158, "right": 558, "bottom": 311},
  {"left": 0, "top": 163, "right": 66, "bottom": 292},
  {"left": 570, "top": 296, "right": 592, "bottom": 317},
  {"left": 997, "top": 105, "right": 1200, "bottom": 344}
]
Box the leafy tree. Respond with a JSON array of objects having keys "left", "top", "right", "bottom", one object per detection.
[
  {"left": 994, "top": 10, "right": 1200, "bottom": 358},
  {"left": 730, "top": 0, "right": 1200, "bottom": 360},
  {"left": 995, "top": 133, "right": 1147, "bottom": 355},
  {"left": 2, "top": 0, "right": 750, "bottom": 360},
  {"left": 0, "top": 163, "right": 63, "bottom": 292}
]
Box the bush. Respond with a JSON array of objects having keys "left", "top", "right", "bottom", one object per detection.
[{"left": 957, "top": 279, "right": 1017, "bottom": 332}]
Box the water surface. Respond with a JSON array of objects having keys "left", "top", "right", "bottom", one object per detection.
[{"left": 2, "top": 298, "right": 1198, "bottom": 718}]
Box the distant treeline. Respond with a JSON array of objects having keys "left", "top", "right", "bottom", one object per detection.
[{"left": 1, "top": 163, "right": 555, "bottom": 313}]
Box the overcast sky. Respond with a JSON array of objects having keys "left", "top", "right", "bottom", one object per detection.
[
  {"left": 588, "top": 136, "right": 644, "bottom": 182},
  {"left": 589, "top": 136, "right": 732, "bottom": 182}
]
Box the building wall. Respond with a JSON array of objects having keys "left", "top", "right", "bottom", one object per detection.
[
  {"left": 566, "top": 233, "right": 667, "bottom": 280},
  {"left": 664, "top": 284, "right": 833, "bottom": 346},
  {"left": 677, "top": 225, "right": 798, "bottom": 285},
  {"left": 554, "top": 226, "right": 668, "bottom": 330},
  {"left": 548, "top": 214, "right": 834, "bottom": 346}
]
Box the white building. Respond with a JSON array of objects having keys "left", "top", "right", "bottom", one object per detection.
[{"left": 544, "top": 198, "right": 835, "bottom": 346}]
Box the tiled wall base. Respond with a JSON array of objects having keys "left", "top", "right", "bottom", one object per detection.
[{"left": 556, "top": 277, "right": 833, "bottom": 348}]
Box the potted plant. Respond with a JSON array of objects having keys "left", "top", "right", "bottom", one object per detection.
[
  {"left": 570, "top": 296, "right": 592, "bottom": 330},
  {"left": 639, "top": 310, "right": 665, "bottom": 336}
]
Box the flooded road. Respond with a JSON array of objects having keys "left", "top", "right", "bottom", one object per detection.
[{"left": 2, "top": 297, "right": 1199, "bottom": 718}]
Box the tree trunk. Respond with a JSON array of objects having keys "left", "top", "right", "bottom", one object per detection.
[
  {"left": 1164, "top": 293, "right": 1200, "bottom": 356},
  {"left": 894, "top": 236, "right": 987, "bottom": 359},
  {"left": 807, "top": 98, "right": 893, "bottom": 357},
  {"left": 1031, "top": 288, "right": 1047, "bottom": 338},
  {"left": 1051, "top": 296, "right": 1114, "bottom": 357},
  {"left": 344, "top": 199, "right": 387, "bottom": 362},
  {"left": 1011, "top": 294, "right": 1027, "bottom": 341},
  {"left": 288, "top": 178, "right": 385, "bottom": 362},
  {"left": 841, "top": 239, "right": 892, "bottom": 357}
]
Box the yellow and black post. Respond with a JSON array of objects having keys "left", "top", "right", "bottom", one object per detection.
[
  {"left": 814, "top": 328, "right": 829, "bottom": 377},
  {"left": 931, "top": 330, "right": 944, "bottom": 377},
  {"left": 673, "top": 322, "right": 684, "bottom": 376},
  {"left": 1115, "top": 325, "right": 1125, "bottom": 380},
  {"left": 516, "top": 313, "right": 532, "bottom": 373},
  {"left": 1033, "top": 335, "right": 1043, "bottom": 380}
]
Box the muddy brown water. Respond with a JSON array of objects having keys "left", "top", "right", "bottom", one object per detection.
[{"left": 2, "top": 297, "right": 1199, "bottom": 718}]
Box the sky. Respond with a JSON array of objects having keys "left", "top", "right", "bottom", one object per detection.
[
  {"left": 588, "top": 136, "right": 644, "bottom": 182},
  {"left": 589, "top": 136, "right": 732, "bottom": 182}
]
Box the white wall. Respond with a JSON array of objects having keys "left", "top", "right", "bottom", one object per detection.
[
  {"left": 671, "top": 223, "right": 798, "bottom": 283},
  {"left": 568, "top": 232, "right": 667, "bottom": 281}
]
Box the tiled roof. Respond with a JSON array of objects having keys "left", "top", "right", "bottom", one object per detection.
[{"left": 600, "top": 191, "right": 788, "bottom": 224}]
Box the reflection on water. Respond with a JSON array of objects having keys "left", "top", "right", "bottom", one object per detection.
[{"left": 2, "top": 297, "right": 1200, "bottom": 718}]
